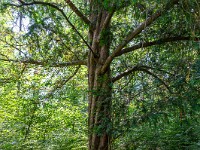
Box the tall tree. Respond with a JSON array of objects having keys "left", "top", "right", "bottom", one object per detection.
[{"left": 0, "top": 0, "right": 199, "bottom": 149}]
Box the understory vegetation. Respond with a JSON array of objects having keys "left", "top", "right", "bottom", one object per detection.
[{"left": 0, "top": 0, "right": 200, "bottom": 149}]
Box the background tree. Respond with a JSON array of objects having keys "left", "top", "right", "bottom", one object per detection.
[{"left": 0, "top": 0, "right": 200, "bottom": 150}]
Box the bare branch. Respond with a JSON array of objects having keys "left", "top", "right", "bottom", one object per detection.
[
  {"left": 101, "top": 0, "right": 179, "bottom": 74},
  {"left": 115, "top": 37, "right": 200, "bottom": 57},
  {"left": 0, "top": 58, "right": 87, "bottom": 67},
  {"left": 65, "top": 0, "right": 90, "bottom": 25},
  {"left": 15, "top": 0, "right": 98, "bottom": 57}
]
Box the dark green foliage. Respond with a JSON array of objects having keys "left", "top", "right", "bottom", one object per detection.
[{"left": 0, "top": 0, "right": 200, "bottom": 149}]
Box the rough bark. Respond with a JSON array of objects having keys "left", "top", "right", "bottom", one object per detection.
[{"left": 88, "top": 3, "right": 112, "bottom": 149}]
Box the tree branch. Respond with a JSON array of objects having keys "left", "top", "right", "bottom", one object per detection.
[
  {"left": 112, "top": 65, "right": 173, "bottom": 82},
  {"left": 112, "top": 65, "right": 172, "bottom": 93},
  {"left": 0, "top": 64, "right": 26, "bottom": 84},
  {"left": 0, "top": 38, "right": 28, "bottom": 57},
  {"left": 0, "top": 58, "right": 87, "bottom": 67},
  {"left": 112, "top": 65, "right": 141, "bottom": 82},
  {"left": 45, "top": 66, "right": 80, "bottom": 98},
  {"left": 15, "top": 0, "right": 98, "bottom": 57},
  {"left": 138, "top": 65, "right": 174, "bottom": 75},
  {"left": 65, "top": 0, "right": 90, "bottom": 25},
  {"left": 101, "top": 9, "right": 115, "bottom": 30},
  {"left": 139, "top": 68, "right": 172, "bottom": 93},
  {"left": 100, "top": 0, "right": 179, "bottom": 74},
  {"left": 115, "top": 37, "right": 200, "bottom": 57}
]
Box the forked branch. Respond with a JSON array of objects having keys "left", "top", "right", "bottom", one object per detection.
[
  {"left": 101, "top": 0, "right": 179, "bottom": 74},
  {"left": 15, "top": 0, "right": 97, "bottom": 57}
]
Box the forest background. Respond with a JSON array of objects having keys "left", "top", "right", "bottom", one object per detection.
[{"left": 0, "top": 0, "right": 200, "bottom": 149}]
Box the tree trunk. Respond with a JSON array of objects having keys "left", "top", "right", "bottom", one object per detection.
[
  {"left": 88, "top": 5, "right": 112, "bottom": 149},
  {"left": 88, "top": 68, "right": 112, "bottom": 150}
]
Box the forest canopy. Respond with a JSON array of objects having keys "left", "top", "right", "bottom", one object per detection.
[{"left": 0, "top": 0, "right": 200, "bottom": 149}]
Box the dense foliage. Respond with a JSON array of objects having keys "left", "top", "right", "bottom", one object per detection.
[{"left": 0, "top": 0, "right": 200, "bottom": 149}]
